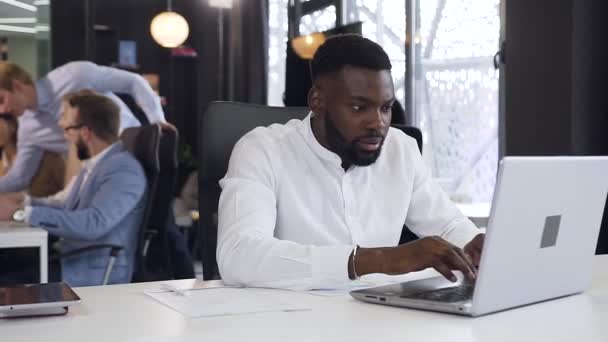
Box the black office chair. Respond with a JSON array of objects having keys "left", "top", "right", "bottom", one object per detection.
[
  {"left": 50, "top": 124, "right": 161, "bottom": 285},
  {"left": 391, "top": 124, "right": 423, "bottom": 245},
  {"left": 199, "top": 102, "right": 424, "bottom": 279},
  {"left": 121, "top": 124, "right": 162, "bottom": 283},
  {"left": 143, "top": 126, "right": 191, "bottom": 280},
  {"left": 392, "top": 124, "right": 423, "bottom": 154},
  {"left": 199, "top": 102, "right": 308, "bottom": 279}
]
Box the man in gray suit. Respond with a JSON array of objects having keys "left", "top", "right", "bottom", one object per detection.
[{"left": 0, "top": 90, "right": 147, "bottom": 286}]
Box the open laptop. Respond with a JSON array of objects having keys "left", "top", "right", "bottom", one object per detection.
[
  {"left": 0, "top": 282, "right": 81, "bottom": 318},
  {"left": 351, "top": 157, "right": 608, "bottom": 317}
]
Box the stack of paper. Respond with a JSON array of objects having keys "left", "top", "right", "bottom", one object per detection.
[{"left": 145, "top": 287, "right": 311, "bottom": 318}]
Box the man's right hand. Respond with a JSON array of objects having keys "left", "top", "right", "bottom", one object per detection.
[{"left": 351, "top": 236, "right": 478, "bottom": 282}]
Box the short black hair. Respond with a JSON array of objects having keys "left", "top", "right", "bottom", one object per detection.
[{"left": 310, "top": 34, "right": 392, "bottom": 82}]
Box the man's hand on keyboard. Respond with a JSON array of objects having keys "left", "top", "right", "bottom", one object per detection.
[{"left": 464, "top": 233, "right": 485, "bottom": 267}]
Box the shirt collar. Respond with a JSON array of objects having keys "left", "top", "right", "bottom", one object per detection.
[
  {"left": 297, "top": 112, "right": 344, "bottom": 169},
  {"left": 82, "top": 142, "right": 117, "bottom": 172},
  {"left": 35, "top": 77, "right": 52, "bottom": 112}
]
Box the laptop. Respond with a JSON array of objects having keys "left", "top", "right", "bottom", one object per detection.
[
  {"left": 351, "top": 157, "right": 608, "bottom": 316},
  {"left": 0, "top": 282, "right": 81, "bottom": 318}
]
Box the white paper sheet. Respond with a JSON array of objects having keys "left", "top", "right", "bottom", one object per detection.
[{"left": 145, "top": 287, "right": 311, "bottom": 318}]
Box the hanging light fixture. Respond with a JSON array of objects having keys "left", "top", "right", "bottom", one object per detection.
[
  {"left": 150, "top": 0, "right": 190, "bottom": 48},
  {"left": 291, "top": 32, "right": 326, "bottom": 60}
]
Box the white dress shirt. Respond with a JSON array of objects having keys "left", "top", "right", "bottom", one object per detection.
[
  {"left": 0, "top": 61, "right": 165, "bottom": 193},
  {"left": 217, "top": 113, "right": 481, "bottom": 290}
]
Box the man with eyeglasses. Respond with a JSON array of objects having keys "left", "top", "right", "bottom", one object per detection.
[
  {"left": 0, "top": 60, "right": 169, "bottom": 194},
  {"left": 0, "top": 90, "right": 147, "bottom": 286}
]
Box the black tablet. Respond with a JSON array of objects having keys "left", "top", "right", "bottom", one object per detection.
[{"left": 0, "top": 282, "right": 81, "bottom": 318}]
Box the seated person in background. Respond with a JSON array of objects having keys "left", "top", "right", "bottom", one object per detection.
[
  {"left": 0, "top": 60, "right": 171, "bottom": 194},
  {"left": 0, "top": 91, "right": 147, "bottom": 286},
  {"left": 0, "top": 114, "right": 65, "bottom": 197},
  {"left": 173, "top": 170, "right": 199, "bottom": 226},
  {"left": 217, "top": 34, "right": 484, "bottom": 290}
]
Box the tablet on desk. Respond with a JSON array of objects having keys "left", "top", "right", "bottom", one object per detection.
[{"left": 0, "top": 282, "right": 81, "bottom": 318}]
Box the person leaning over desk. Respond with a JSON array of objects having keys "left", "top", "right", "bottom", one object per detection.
[
  {"left": 217, "top": 34, "right": 484, "bottom": 290},
  {"left": 0, "top": 60, "right": 172, "bottom": 194},
  {"left": 0, "top": 114, "right": 65, "bottom": 198}
]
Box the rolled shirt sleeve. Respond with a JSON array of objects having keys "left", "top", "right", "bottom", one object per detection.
[{"left": 403, "top": 138, "right": 480, "bottom": 249}]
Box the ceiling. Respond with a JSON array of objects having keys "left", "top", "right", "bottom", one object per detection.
[{"left": 0, "top": 0, "right": 48, "bottom": 37}]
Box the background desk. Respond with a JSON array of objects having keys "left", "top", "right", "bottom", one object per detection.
[
  {"left": 2, "top": 255, "right": 608, "bottom": 342},
  {"left": 0, "top": 222, "right": 48, "bottom": 283}
]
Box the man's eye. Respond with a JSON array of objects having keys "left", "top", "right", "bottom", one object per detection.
[
  {"left": 352, "top": 105, "right": 363, "bottom": 111},
  {"left": 381, "top": 105, "right": 392, "bottom": 113}
]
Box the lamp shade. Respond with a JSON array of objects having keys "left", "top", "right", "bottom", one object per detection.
[
  {"left": 291, "top": 32, "right": 326, "bottom": 59},
  {"left": 150, "top": 11, "right": 189, "bottom": 48}
]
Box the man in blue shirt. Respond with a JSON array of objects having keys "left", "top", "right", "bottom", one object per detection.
[
  {"left": 0, "top": 91, "right": 147, "bottom": 286},
  {"left": 0, "top": 61, "right": 169, "bottom": 193}
]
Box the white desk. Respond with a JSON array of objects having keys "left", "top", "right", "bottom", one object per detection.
[
  {"left": 2, "top": 255, "right": 608, "bottom": 341},
  {"left": 0, "top": 222, "right": 48, "bottom": 283}
]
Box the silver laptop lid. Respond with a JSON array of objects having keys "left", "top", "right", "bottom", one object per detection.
[{"left": 472, "top": 156, "right": 608, "bottom": 315}]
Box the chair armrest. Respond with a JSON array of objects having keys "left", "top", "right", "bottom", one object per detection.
[
  {"left": 50, "top": 244, "right": 124, "bottom": 262},
  {"left": 142, "top": 229, "right": 158, "bottom": 257}
]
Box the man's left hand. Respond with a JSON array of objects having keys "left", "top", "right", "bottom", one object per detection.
[
  {"left": 0, "top": 193, "right": 23, "bottom": 220},
  {"left": 464, "top": 233, "right": 485, "bottom": 267}
]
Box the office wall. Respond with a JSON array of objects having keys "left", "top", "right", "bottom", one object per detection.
[
  {"left": 503, "top": 0, "right": 608, "bottom": 253},
  {"left": 571, "top": 0, "right": 608, "bottom": 156},
  {"left": 503, "top": 0, "right": 608, "bottom": 156},
  {"left": 6, "top": 36, "right": 37, "bottom": 77}
]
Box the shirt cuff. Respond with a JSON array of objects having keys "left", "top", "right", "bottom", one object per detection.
[
  {"left": 23, "top": 195, "right": 32, "bottom": 206},
  {"left": 311, "top": 245, "right": 355, "bottom": 289},
  {"left": 24, "top": 205, "right": 33, "bottom": 223},
  {"left": 445, "top": 219, "right": 482, "bottom": 249}
]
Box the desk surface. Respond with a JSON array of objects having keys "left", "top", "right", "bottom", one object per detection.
[
  {"left": 2, "top": 255, "right": 608, "bottom": 342},
  {"left": 0, "top": 222, "right": 47, "bottom": 247}
]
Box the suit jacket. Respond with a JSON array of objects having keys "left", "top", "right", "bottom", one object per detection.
[{"left": 28, "top": 142, "right": 147, "bottom": 287}]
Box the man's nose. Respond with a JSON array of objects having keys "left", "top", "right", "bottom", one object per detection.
[{"left": 365, "top": 109, "right": 387, "bottom": 130}]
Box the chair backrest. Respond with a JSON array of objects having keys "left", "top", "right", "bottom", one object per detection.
[
  {"left": 145, "top": 126, "right": 179, "bottom": 280},
  {"left": 391, "top": 124, "right": 423, "bottom": 153},
  {"left": 390, "top": 124, "right": 423, "bottom": 245},
  {"left": 120, "top": 124, "right": 161, "bottom": 281},
  {"left": 199, "top": 101, "right": 308, "bottom": 279}
]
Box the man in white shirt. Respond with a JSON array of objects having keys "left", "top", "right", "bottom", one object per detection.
[
  {"left": 217, "top": 34, "right": 484, "bottom": 290},
  {"left": 0, "top": 61, "right": 169, "bottom": 193}
]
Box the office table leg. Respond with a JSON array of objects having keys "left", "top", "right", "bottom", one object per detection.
[{"left": 40, "top": 240, "right": 48, "bottom": 283}]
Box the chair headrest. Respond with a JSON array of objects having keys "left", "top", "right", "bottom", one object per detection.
[{"left": 199, "top": 101, "right": 308, "bottom": 182}]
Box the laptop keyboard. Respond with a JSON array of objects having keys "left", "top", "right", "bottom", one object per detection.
[{"left": 404, "top": 284, "right": 474, "bottom": 303}]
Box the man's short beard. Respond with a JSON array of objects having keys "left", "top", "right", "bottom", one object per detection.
[
  {"left": 324, "top": 114, "right": 384, "bottom": 167},
  {"left": 76, "top": 139, "right": 91, "bottom": 160}
]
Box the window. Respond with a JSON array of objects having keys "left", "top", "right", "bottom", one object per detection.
[
  {"left": 411, "top": 0, "right": 500, "bottom": 202},
  {"left": 268, "top": 0, "right": 289, "bottom": 106}
]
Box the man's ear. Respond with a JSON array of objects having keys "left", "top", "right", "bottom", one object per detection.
[
  {"left": 11, "top": 79, "right": 22, "bottom": 92},
  {"left": 81, "top": 126, "right": 93, "bottom": 142},
  {"left": 308, "top": 84, "right": 324, "bottom": 116}
]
